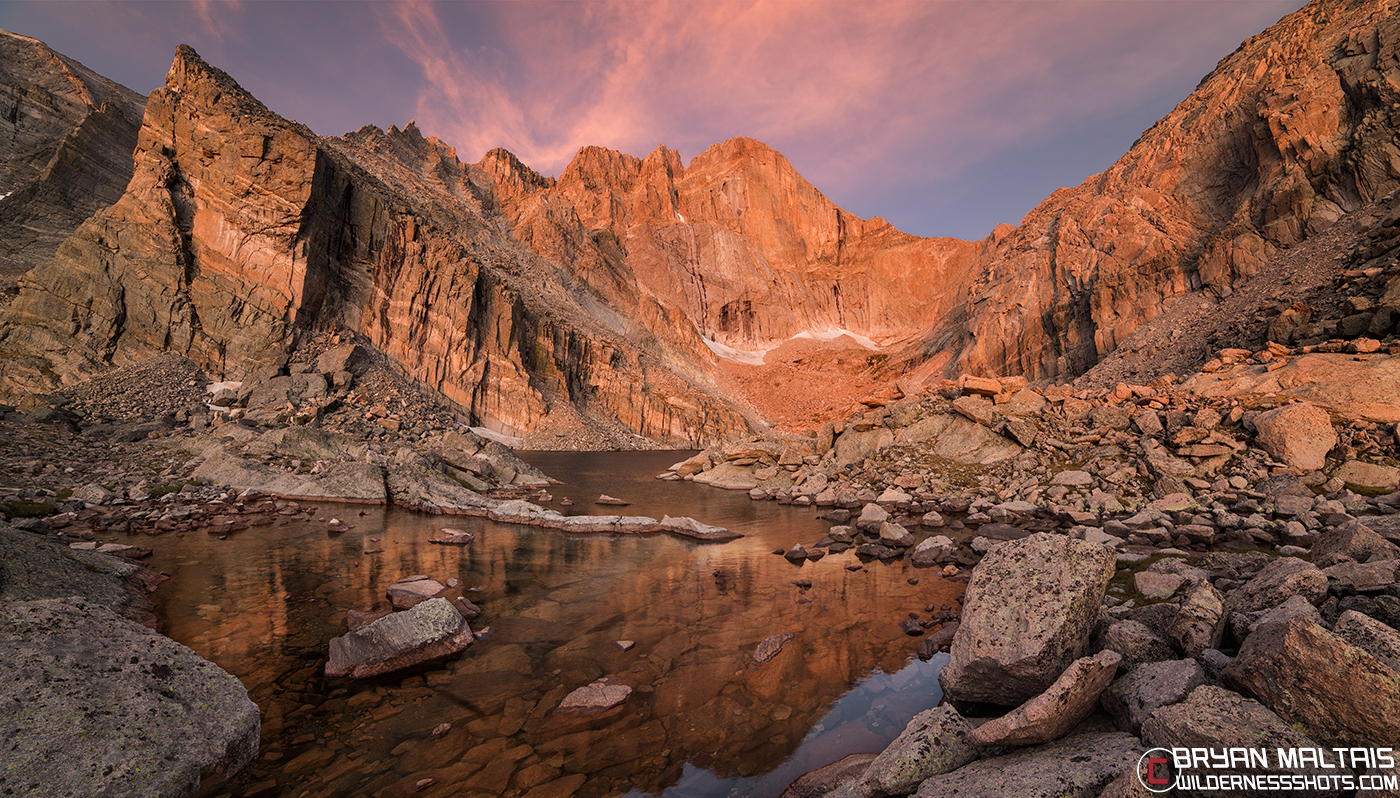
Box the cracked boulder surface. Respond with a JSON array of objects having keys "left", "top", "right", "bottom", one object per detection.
[{"left": 0, "top": 596, "right": 259, "bottom": 798}]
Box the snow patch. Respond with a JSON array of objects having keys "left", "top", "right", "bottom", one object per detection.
[
  {"left": 468, "top": 425, "right": 525, "bottom": 448},
  {"left": 702, "top": 337, "right": 770, "bottom": 366},
  {"left": 676, "top": 212, "right": 686, "bottom": 222},
  {"left": 790, "top": 328, "right": 881, "bottom": 350}
]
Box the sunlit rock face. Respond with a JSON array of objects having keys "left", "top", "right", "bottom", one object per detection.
[
  {"left": 492, "top": 135, "right": 982, "bottom": 356},
  {"left": 911, "top": 0, "right": 1400, "bottom": 381},
  {"left": 0, "top": 31, "right": 147, "bottom": 270},
  {"left": 0, "top": 46, "right": 750, "bottom": 444}
]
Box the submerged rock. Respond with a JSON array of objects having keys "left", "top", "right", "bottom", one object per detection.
[{"left": 325, "top": 598, "right": 473, "bottom": 678}]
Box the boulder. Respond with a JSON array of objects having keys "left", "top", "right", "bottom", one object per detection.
[
  {"left": 1311, "top": 519, "right": 1400, "bottom": 567},
  {"left": 313, "top": 342, "right": 372, "bottom": 376},
  {"left": 909, "top": 732, "right": 1139, "bottom": 798},
  {"left": 783, "top": 754, "right": 877, "bottom": 798},
  {"left": 1100, "top": 658, "right": 1206, "bottom": 734},
  {"left": 1324, "top": 559, "right": 1400, "bottom": 593},
  {"left": 939, "top": 533, "right": 1116, "bottom": 705},
  {"left": 386, "top": 576, "right": 446, "bottom": 609},
  {"left": 691, "top": 462, "right": 760, "bottom": 490},
  {"left": 855, "top": 503, "right": 891, "bottom": 532},
  {"left": 1333, "top": 609, "right": 1400, "bottom": 673},
  {"left": 1223, "top": 556, "right": 1326, "bottom": 616},
  {"left": 858, "top": 706, "right": 978, "bottom": 797},
  {"left": 326, "top": 598, "right": 473, "bottom": 678},
  {"left": 1099, "top": 620, "right": 1175, "bottom": 668},
  {"left": 1231, "top": 593, "right": 1323, "bottom": 639},
  {"left": 0, "top": 597, "right": 259, "bottom": 797},
  {"left": 1225, "top": 617, "right": 1400, "bottom": 746},
  {"left": 969, "top": 650, "right": 1122, "bottom": 746},
  {"left": 1252, "top": 402, "right": 1337, "bottom": 471},
  {"left": 192, "top": 450, "right": 387, "bottom": 503},
  {"left": 1141, "top": 685, "right": 1330, "bottom": 783},
  {"left": 556, "top": 677, "right": 631, "bottom": 714},
  {"left": 910, "top": 535, "right": 955, "bottom": 567},
  {"left": 878, "top": 521, "right": 915, "bottom": 548},
  {"left": 1334, "top": 460, "right": 1400, "bottom": 494},
  {"left": 659, "top": 515, "right": 742, "bottom": 541}
]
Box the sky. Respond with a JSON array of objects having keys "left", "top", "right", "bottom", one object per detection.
[{"left": 2, "top": 0, "right": 1306, "bottom": 241}]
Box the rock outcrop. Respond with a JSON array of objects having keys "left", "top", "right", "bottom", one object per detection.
[
  {"left": 909, "top": 0, "right": 1400, "bottom": 383},
  {"left": 0, "top": 45, "right": 749, "bottom": 445},
  {"left": 0, "top": 30, "right": 146, "bottom": 269}
]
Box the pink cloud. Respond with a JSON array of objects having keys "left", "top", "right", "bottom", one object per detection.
[{"left": 379, "top": 0, "right": 1298, "bottom": 190}]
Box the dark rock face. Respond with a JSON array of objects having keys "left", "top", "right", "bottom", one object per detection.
[
  {"left": 0, "top": 597, "right": 259, "bottom": 798},
  {"left": 0, "top": 30, "right": 146, "bottom": 268}
]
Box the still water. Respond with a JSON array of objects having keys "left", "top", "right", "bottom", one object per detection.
[{"left": 131, "top": 451, "right": 960, "bottom": 798}]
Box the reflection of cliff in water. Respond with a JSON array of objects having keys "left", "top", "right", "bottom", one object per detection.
[{"left": 137, "top": 451, "right": 962, "bottom": 797}]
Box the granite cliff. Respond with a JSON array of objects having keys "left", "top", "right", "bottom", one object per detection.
[
  {"left": 0, "top": 46, "right": 751, "bottom": 445},
  {"left": 0, "top": 29, "right": 145, "bottom": 270},
  {"left": 3, "top": 0, "right": 1400, "bottom": 446},
  {"left": 914, "top": 0, "right": 1400, "bottom": 382}
]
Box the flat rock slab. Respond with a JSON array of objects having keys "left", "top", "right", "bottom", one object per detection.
[
  {"left": 326, "top": 598, "right": 472, "bottom": 678},
  {"left": 387, "top": 578, "right": 446, "bottom": 609},
  {"left": 660, "top": 514, "right": 742, "bottom": 541},
  {"left": 940, "top": 532, "right": 1116, "bottom": 705},
  {"left": 0, "top": 597, "right": 259, "bottom": 798},
  {"left": 556, "top": 677, "right": 632, "bottom": 714},
  {"left": 192, "top": 449, "right": 386, "bottom": 503},
  {"left": 912, "top": 732, "right": 1139, "bottom": 798}
]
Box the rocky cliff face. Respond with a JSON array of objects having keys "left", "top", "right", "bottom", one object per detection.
[
  {"left": 0, "top": 29, "right": 145, "bottom": 269},
  {"left": 496, "top": 136, "right": 981, "bottom": 356},
  {"left": 914, "top": 0, "right": 1400, "bottom": 382},
  {"left": 0, "top": 46, "right": 749, "bottom": 445}
]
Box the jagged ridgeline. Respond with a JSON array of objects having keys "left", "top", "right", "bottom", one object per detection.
[{"left": 3, "top": 0, "right": 1400, "bottom": 445}]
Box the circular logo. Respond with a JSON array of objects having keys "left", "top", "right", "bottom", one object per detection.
[{"left": 1137, "top": 748, "right": 1176, "bottom": 793}]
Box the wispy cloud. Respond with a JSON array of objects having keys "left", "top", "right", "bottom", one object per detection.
[{"left": 378, "top": 0, "right": 1300, "bottom": 204}]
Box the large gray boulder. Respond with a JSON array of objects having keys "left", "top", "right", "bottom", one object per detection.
[
  {"left": 940, "top": 533, "right": 1116, "bottom": 705},
  {"left": 911, "top": 732, "right": 1139, "bottom": 798},
  {"left": 1224, "top": 617, "right": 1400, "bottom": 746},
  {"left": 0, "top": 597, "right": 259, "bottom": 798},
  {"left": 326, "top": 598, "right": 473, "bottom": 678},
  {"left": 859, "top": 706, "right": 978, "bottom": 797}
]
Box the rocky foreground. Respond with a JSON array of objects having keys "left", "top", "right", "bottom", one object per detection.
[{"left": 3, "top": 312, "right": 1399, "bottom": 795}]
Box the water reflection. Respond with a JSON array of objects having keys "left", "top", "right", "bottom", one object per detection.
[{"left": 131, "top": 451, "right": 961, "bottom": 798}]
